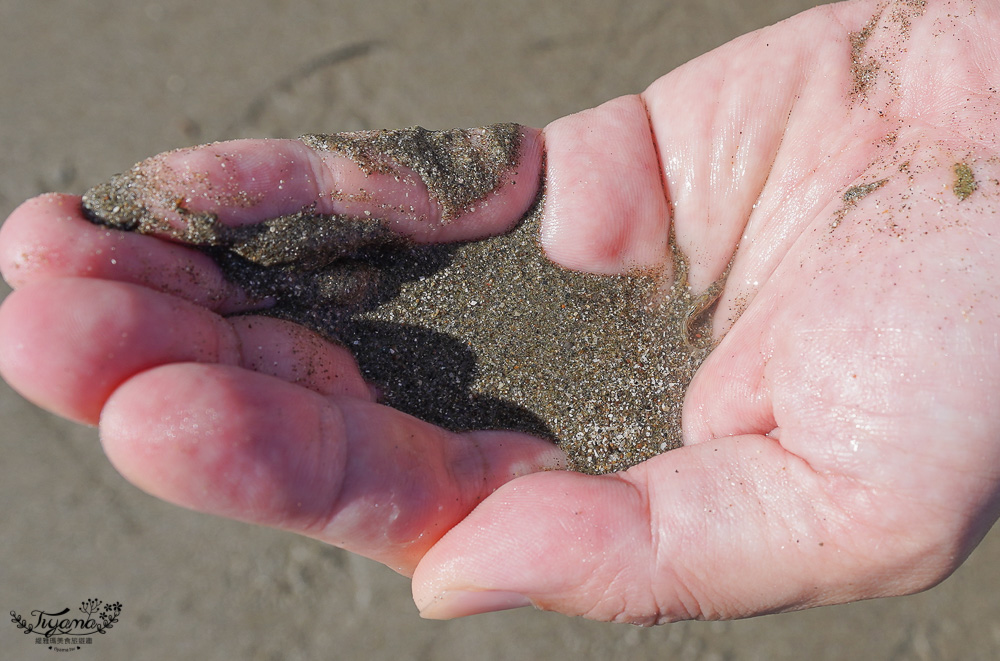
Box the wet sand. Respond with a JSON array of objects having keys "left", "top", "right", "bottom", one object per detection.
[{"left": 82, "top": 125, "right": 721, "bottom": 474}]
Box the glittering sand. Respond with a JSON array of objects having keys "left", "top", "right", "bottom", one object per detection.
[{"left": 82, "top": 124, "right": 723, "bottom": 474}]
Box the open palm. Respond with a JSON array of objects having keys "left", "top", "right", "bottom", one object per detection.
[{"left": 2, "top": 0, "right": 998, "bottom": 623}]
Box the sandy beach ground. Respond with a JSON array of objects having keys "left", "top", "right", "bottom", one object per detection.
[{"left": 2, "top": 0, "right": 998, "bottom": 658}]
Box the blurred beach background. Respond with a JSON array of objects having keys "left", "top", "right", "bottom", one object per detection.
[{"left": 1, "top": 0, "right": 998, "bottom": 658}]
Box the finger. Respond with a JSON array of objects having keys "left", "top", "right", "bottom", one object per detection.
[
  {"left": 541, "top": 95, "right": 672, "bottom": 275},
  {"left": 0, "top": 193, "right": 253, "bottom": 311},
  {"left": 82, "top": 127, "right": 543, "bottom": 246},
  {"left": 0, "top": 277, "right": 371, "bottom": 424},
  {"left": 228, "top": 315, "right": 373, "bottom": 400},
  {"left": 100, "top": 362, "right": 566, "bottom": 573},
  {"left": 412, "top": 436, "right": 933, "bottom": 623}
]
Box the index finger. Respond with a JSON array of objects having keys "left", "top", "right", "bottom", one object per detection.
[{"left": 81, "top": 125, "right": 544, "bottom": 246}]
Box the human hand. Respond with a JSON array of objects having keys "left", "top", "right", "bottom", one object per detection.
[{"left": 3, "top": 0, "right": 999, "bottom": 623}]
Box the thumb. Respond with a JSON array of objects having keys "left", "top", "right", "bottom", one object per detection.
[{"left": 411, "top": 435, "right": 929, "bottom": 624}]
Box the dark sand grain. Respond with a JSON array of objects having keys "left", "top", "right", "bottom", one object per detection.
[{"left": 82, "top": 125, "right": 722, "bottom": 474}]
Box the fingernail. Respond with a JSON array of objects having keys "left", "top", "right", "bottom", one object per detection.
[{"left": 419, "top": 590, "right": 533, "bottom": 619}]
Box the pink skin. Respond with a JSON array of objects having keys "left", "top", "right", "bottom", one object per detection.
[{"left": 2, "top": 0, "right": 1000, "bottom": 623}]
